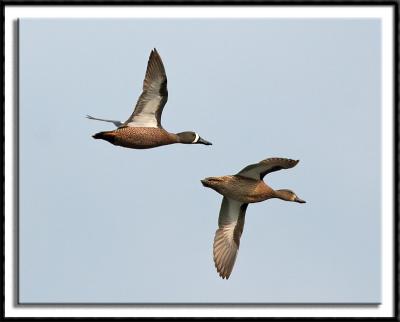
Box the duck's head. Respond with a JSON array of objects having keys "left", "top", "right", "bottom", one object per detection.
[
  {"left": 177, "top": 131, "right": 212, "bottom": 145},
  {"left": 276, "top": 189, "right": 306, "bottom": 203}
]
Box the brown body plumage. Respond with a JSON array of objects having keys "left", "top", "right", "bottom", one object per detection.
[
  {"left": 201, "top": 157, "right": 306, "bottom": 280},
  {"left": 201, "top": 175, "right": 276, "bottom": 203},
  {"left": 93, "top": 127, "right": 178, "bottom": 149}
]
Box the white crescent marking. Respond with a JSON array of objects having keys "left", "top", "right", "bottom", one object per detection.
[{"left": 192, "top": 133, "right": 200, "bottom": 143}]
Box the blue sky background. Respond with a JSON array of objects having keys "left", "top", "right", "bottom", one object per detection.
[{"left": 19, "top": 18, "right": 381, "bottom": 303}]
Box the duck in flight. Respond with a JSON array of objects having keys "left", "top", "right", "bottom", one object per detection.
[
  {"left": 201, "top": 157, "right": 306, "bottom": 279},
  {"left": 87, "top": 49, "right": 212, "bottom": 149}
]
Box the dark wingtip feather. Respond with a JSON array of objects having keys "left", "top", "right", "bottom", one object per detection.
[{"left": 151, "top": 48, "right": 160, "bottom": 58}]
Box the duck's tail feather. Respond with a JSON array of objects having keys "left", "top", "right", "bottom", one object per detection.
[{"left": 92, "top": 131, "right": 116, "bottom": 144}]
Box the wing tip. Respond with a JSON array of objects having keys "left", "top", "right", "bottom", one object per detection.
[
  {"left": 145, "top": 48, "right": 165, "bottom": 77},
  {"left": 148, "top": 48, "right": 158, "bottom": 60},
  {"left": 214, "top": 261, "right": 231, "bottom": 280},
  {"left": 286, "top": 158, "right": 300, "bottom": 168},
  {"left": 150, "top": 47, "right": 161, "bottom": 58},
  {"left": 213, "top": 249, "right": 234, "bottom": 280},
  {"left": 219, "top": 273, "right": 230, "bottom": 280},
  {"left": 261, "top": 157, "right": 300, "bottom": 165}
]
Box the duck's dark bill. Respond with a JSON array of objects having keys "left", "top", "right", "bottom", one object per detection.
[
  {"left": 197, "top": 137, "right": 212, "bottom": 145},
  {"left": 295, "top": 197, "right": 306, "bottom": 203}
]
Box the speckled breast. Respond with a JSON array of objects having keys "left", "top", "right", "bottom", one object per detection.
[{"left": 113, "top": 127, "right": 177, "bottom": 149}]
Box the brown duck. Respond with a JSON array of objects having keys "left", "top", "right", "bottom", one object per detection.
[
  {"left": 201, "top": 157, "right": 306, "bottom": 279},
  {"left": 87, "top": 49, "right": 212, "bottom": 149}
]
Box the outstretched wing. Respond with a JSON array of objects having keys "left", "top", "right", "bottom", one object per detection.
[
  {"left": 86, "top": 115, "right": 123, "bottom": 128},
  {"left": 122, "top": 49, "right": 168, "bottom": 128},
  {"left": 237, "top": 157, "right": 299, "bottom": 180},
  {"left": 213, "top": 197, "right": 248, "bottom": 279}
]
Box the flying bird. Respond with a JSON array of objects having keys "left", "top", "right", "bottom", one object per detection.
[
  {"left": 88, "top": 49, "right": 212, "bottom": 149},
  {"left": 201, "top": 157, "right": 305, "bottom": 279}
]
